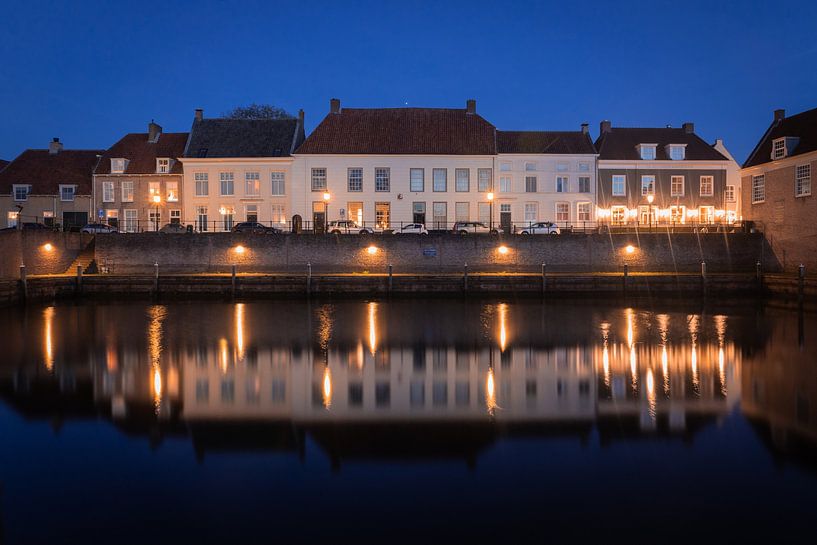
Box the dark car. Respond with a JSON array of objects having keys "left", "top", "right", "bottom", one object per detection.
[
  {"left": 231, "top": 222, "right": 282, "bottom": 234},
  {"left": 159, "top": 223, "right": 187, "bottom": 234},
  {"left": 21, "top": 222, "right": 50, "bottom": 230}
]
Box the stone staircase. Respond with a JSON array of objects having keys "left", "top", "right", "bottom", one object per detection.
[{"left": 65, "top": 238, "right": 97, "bottom": 274}]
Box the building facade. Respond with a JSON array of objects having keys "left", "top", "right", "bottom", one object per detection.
[
  {"left": 180, "top": 109, "right": 305, "bottom": 232},
  {"left": 0, "top": 138, "right": 103, "bottom": 230},
  {"left": 292, "top": 99, "right": 598, "bottom": 232},
  {"left": 595, "top": 122, "right": 734, "bottom": 228},
  {"left": 741, "top": 107, "right": 816, "bottom": 271},
  {"left": 93, "top": 122, "right": 188, "bottom": 232}
]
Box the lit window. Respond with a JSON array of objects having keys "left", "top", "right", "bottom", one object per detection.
[
  {"left": 148, "top": 181, "right": 160, "bottom": 200},
  {"left": 166, "top": 181, "right": 178, "bottom": 202},
  {"left": 671, "top": 176, "right": 685, "bottom": 197},
  {"left": 244, "top": 172, "right": 260, "bottom": 196},
  {"left": 525, "top": 176, "right": 537, "bottom": 193},
  {"left": 121, "top": 181, "right": 134, "bottom": 202},
  {"left": 410, "top": 168, "right": 424, "bottom": 192},
  {"left": 772, "top": 138, "right": 786, "bottom": 160},
  {"left": 271, "top": 172, "right": 285, "bottom": 195},
  {"left": 311, "top": 168, "right": 327, "bottom": 191},
  {"left": 725, "top": 185, "right": 736, "bottom": 203},
  {"left": 752, "top": 175, "right": 765, "bottom": 203},
  {"left": 375, "top": 168, "right": 390, "bottom": 192},
  {"left": 641, "top": 175, "right": 655, "bottom": 196},
  {"left": 478, "top": 168, "right": 492, "bottom": 192},
  {"left": 111, "top": 158, "right": 127, "bottom": 173},
  {"left": 245, "top": 204, "right": 258, "bottom": 222},
  {"left": 156, "top": 158, "right": 170, "bottom": 173},
  {"left": 13, "top": 184, "right": 29, "bottom": 201},
  {"left": 194, "top": 173, "right": 208, "bottom": 196},
  {"left": 455, "top": 169, "right": 469, "bottom": 192},
  {"left": 271, "top": 204, "right": 286, "bottom": 224},
  {"left": 348, "top": 168, "right": 363, "bottom": 192},
  {"left": 612, "top": 175, "right": 626, "bottom": 196},
  {"left": 433, "top": 169, "right": 447, "bottom": 192},
  {"left": 700, "top": 176, "right": 714, "bottom": 197},
  {"left": 7, "top": 211, "right": 18, "bottom": 228},
  {"left": 220, "top": 172, "right": 234, "bottom": 196},
  {"left": 60, "top": 185, "right": 75, "bottom": 201},
  {"left": 796, "top": 164, "right": 811, "bottom": 197},
  {"left": 556, "top": 202, "right": 570, "bottom": 222}
]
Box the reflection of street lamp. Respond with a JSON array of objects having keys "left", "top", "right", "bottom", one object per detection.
[
  {"left": 152, "top": 194, "right": 161, "bottom": 232},
  {"left": 323, "top": 192, "right": 331, "bottom": 233},
  {"left": 487, "top": 192, "right": 494, "bottom": 231},
  {"left": 646, "top": 194, "right": 654, "bottom": 230}
]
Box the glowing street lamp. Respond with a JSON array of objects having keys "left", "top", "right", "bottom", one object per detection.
[
  {"left": 323, "top": 192, "right": 331, "bottom": 233},
  {"left": 152, "top": 194, "right": 161, "bottom": 232}
]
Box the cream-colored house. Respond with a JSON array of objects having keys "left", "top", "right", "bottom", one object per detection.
[{"left": 179, "top": 109, "right": 305, "bottom": 231}]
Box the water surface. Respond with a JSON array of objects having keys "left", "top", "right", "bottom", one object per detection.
[{"left": 1, "top": 299, "right": 815, "bottom": 543}]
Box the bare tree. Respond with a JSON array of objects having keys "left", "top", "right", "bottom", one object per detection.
[{"left": 222, "top": 103, "right": 294, "bottom": 120}]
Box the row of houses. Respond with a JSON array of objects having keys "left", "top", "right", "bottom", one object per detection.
[{"left": 0, "top": 100, "right": 813, "bottom": 244}]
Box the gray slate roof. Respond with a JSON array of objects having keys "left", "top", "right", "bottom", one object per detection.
[
  {"left": 184, "top": 118, "right": 304, "bottom": 158},
  {"left": 743, "top": 107, "right": 817, "bottom": 168},
  {"left": 497, "top": 131, "right": 596, "bottom": 154},
  {"left": 595, "top": 127, "right": 728, "bottom": 161}
]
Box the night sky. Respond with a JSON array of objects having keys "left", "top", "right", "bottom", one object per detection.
[{"left": 2, "top": 0, "right": 815, "bottom": 164}]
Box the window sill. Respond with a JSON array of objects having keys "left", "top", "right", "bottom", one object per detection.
[{"left": 795, "top": 193, "right": 812, "bottom": 198}]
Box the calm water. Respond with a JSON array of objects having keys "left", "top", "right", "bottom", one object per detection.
[{"left": 1, "top": 298, "right": 815, "bottom": 544}]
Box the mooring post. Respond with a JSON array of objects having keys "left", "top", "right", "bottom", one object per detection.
[
  {"left": 798, "top": 264, "right": 805, "bottom": 304},
  {"left": 231, "top": 264, "right": 237, "bottom": 299},
  {"left": 153, "top": 262, "right": 159, "bottom": 295},
  {"left": 701, "top": 261, "right": 707, "bottom": 296},
  {"left": 76, "top": 265, "right": 83, "bottom": 295},
  {"left": 541, "top": 262, "right": 547, "bottom": 296},
  {"left": 756, "top": 260, "right": 762, "bottom": 294},
  {"left": 19, "top": 265, "right": 27, "bottom": 301},
  {"left": 623, "top": 264, "right": 628, "bottom": 294},
  {"left": 307, "top": 262, "right": 312, "bottom": 295},
  {"left": 463, "top": 262, "right": 468, "bottom": 293},
  {"left": 388, "top": 263, "right": 393, "bottom": 294}
]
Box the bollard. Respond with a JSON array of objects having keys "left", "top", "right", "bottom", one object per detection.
[
  {"left": 19, "top": 265, "right": 27, "bottom": 300},
  {"left": 701, "top": 261, "right": 707, "bottom": 296},
  {"left": 388, "top": 263, "right": 393, "bottom": 294},
  {"left": 756, "top": 260, "right": 763, "bottom": 295},
  {"left": 798, "top": 264, "right": 805, "bottom": 304},
  {"left": 541, "top": 262, "right": 547, "bottom": 296},
  {"left": 153, "top": 262, "right": 159, "bottom": 295},
  {"left": 463, "top": 263, "right": 468, "bottom": 293},
  {"left": 231, "top": 264, "right": 237, "bottom": 299},
  {"left": 307, "top": 262, "right": 312, "bottom": 295},
  {"left": 76, "top": 265, "right": 83, "bottom": 295},
  {"left": 623, "top": 264, "right": 629, "bottom": 294}
]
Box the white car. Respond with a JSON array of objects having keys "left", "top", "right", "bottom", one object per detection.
[
  {"left": 517, "top": 222, "right": 561, "bottom": 235},
  {"left": 80, "top": 223, "right": 118, "bottom": 234},
  {"left": 328, "top": 220, "right": 374, "bottom": 235},
  {"left": 452, "top": 221, "right": 502, "bottom": 235},
  {"left": 393, "top": 223, "right": 429, "bottom": 235}
]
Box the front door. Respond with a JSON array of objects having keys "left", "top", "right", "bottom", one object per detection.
[
  {"left": 500, "top": 210, "right": 512, "bottom": 234},
  {"left": 312, "top": 202, "right": 326, "bottom": 233},
  {"left": 413, "top": 202, "right": 426, "bottom": 225}
]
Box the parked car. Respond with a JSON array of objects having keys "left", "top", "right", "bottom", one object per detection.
[
  {"left": 452, "top": 221, "right": 502, "bottom": 235},
  {"left": 328, "top": 220, "right": 374, "bottom": 235},
  {"left": 80, "top": 223, "right": 117, "bottom": 234},
  {"left": 393, "top": 223, "right": 429, "bottom": 235},
  {"left": 516, "top": 221, "right": 561, "bottom": 235},
  {"left": 21, "top": 222, "right": 50, "bottom": 231},
  {"left": 159, "top": 223, "right": 187, "bottom": 234},
  {"left": 232, "top": 222, "right": 282, "bottom": 234}
]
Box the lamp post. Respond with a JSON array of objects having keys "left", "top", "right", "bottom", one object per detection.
[
  {"left": 487, "top": 191, "right": 494, "bottom": 231},
  {"left": 646, "top": 194, "right": 654, "bottom": 231},
  {"left": 323, "top": 191, "right": 331, "bottom": 234},
  {"left": 152, "top": 194, "right": 161, "bottom": 232}
]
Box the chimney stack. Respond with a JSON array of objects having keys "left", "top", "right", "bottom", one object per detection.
[
  {"left": 466, "top": 99, "right": 476, "bottom": 114},
  {"left": 330, "top": 98, "right": 341, "bottom": 114},
  {"left": 600, "top": 120, "right": 612, "bottom": 134},
  {"left": 581, "top": 123, "right": 589, "bottom": 135},
  {"left": 48, "top": 137, "right": 63, "bottom": 155},
  {"left": 148, "top": 120, "right": 162, "bottom": 143},
  {"left": 298, "top": 109, "right": 305, "bottom": 124},
  {"left": 194, "top": 108, "right": 204, "bottom": 122},
  {"left": 682, "top": 122, "right": 694, "bottom": 134},
  {"left": 774, "top": 109, "right": 785, "bottom": 121}
]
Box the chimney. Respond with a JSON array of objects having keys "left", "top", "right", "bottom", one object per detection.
[
  {"left": 298, "top": 109, "right": 305, "bottom": 124},
  {"left": 194, "top": 108, "right": 203, "bottom": 121},
  {"left": 682, "top": 122, "right": 694, "bottom": 134},
  {"left": 330, "top": 98, "right": 341, "bottom": 114},
  {"left": 715, "top": 138, "right": 724, "bottom": 147},
  {"left": 774, "top": 109, "right": 785, "bottom": 121},
  {"left": 48, "top": 137, "right": 63, "bottom": 155},
  {"left": 148, "top": 120, "right": 162, "bottom": 143},
  {"left": 600, "top": 120, "right": 612, "bottom": 134},
  {"left": 581, "top": 123, "right": 589, "bottom": 135},
  {"left": 466, "top": 99, "right": 476, "bottom": 114}
]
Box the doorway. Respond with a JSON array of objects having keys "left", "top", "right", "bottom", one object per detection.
[
  {"left": 500, "top": 204, "right": 512, "bottom": 234},
  {"left": 312, "top": 202, "right": 326, "bottom": 233}
]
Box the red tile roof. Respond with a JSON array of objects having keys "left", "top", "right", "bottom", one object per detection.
[
  {"left": 96, "top": 132, "right": 189, "bottom": 174},
  {"left": 296, "top": 108, "right": 497, "bottom": 155},
  {"left": 0, "top": 149, "right": 103, "bottom": 195}
]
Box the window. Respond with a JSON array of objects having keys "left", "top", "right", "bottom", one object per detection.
[
  {"left": 121, "top": 181, "right": 134, "bottom": 202},
  {"left": 525, "top": 162, "right": 536, "bottom": 172},
  {"left": 123, "top": 209, "right": 138, "bottom": 233},
  {"left": 196, "top": 206, "right": 208, "bottom": 231},
  {"left": 170, "top": 209, "right": 181, "bottom": 224},
  {"left": 7, "top": 211, "right": 18, "bottom": 228},
  {"left": 612, "top": 175, "right": 626, "bottom": 196},
  {"left": 13, "top": 184, "right": 29, "bottom": 201},
  {"left": 156, "top": 158, "right": 170, "bottom": 173},
  {"left": 245, "top": 172, "right": 260, "bottom": 196},
  {"left": 524, "top": 203, "right": 538, "bottom": 222},
  {"left": 500, "top": 162, "right": 511, "bottom": 172},
  {"left": 433, "top": 169, "right": 447, "bottom": 192},
  {"left": 478, "top": 202, "right": 490, "bottom": 224},
  {"left": 579, "top": 162, "right": 590, "bottom": 172},
  {"left": 432, "top": 202, "right": 447, "bottom": 229},
  {"left": 557, "top": 162, "right": 568, "bottom": 172},
  {"left": 220, "top": 205, "right": 235, "bottom": 231},
  {"left": 347, "top": 168, "right": 363, "bottom": 192},
  {"left": 455, "top": 202, "right": 469, "bottom": 222},
  {"left": 699, "top": 206, "right": 715, "bottom": 224},
  {"left": 700, "top": 176, "right": 714, "bottom": 197},
  {"left": 111, "top": 158, "right": 126, "bottom": 173},
  {"left": 671, "top": 176, "right": 685, "bottom": 197},
  {"left": 725, "top": 185, "right": 736, "bottom": 203},
  {"left": 578, "top": 177, "right": 590, "bottom": 193},
  {"left": 752, "top": 175, "right": 765, "bottom": 203},
  {"left": 556, "top": 202, "right": 570, "bottom": 222},
  {"left": 641, "top": 175, "right": 655, "bottom": 196},
  {"left": 311, "top": 168, "right": 327, "bottom": 191},
  {"left": 670, "top": 205, "right": 686, "bottom": 224},
  {"left": 796, "top": 164, "right": 811, "bottom": 197},
  {"left": 412, "top": 202, "right": 426, "bottom": 224},
  {"left": 500, "top": 176, "right": 511, "bottom": 193},
  {"left": 271, "top": 204, "right": 286, "bottom": 224},
  {"left": 166, "top": 181, "right": 178, "bottom": 202},
  {"left": 611, "top": 206, "right": 627, "bottom": 224},
  {"left": 410, "top": 168, "right": 424, "bottom": 192},
  {"left": 149, "top": 181, "right": 160, "bottom": 200},
  {"left": 668, "top": 145, "right": 685, "bottom": 160},
  {"left": 194, "top": 173, "right": 208, "bottom": 196},
  {"left": 639, "top": 145, "right": 657, "bottom": 160},
  {"left": 375, "top": 202, "right": 390, "bottom": 228},
  {"left": 455, "top": 169, "right": 470, "bottom": 192},
  {"left": 375, "top": 168, "right": 390, "bottom": 192},
  {"left": 104, "top": 210, "right": 117, "bottom": 228},
  {"left": 347, "top": 202, "right": 363, "bottom": 225},
  {"left": 149, "top": 209, "right": 161, "bottom": 231},
  {"left": 478, "top": 168, "right": 492, "bottom": 192},
  {"left": 772, "top": 138, "right": 786, "bottom": 160},
  {"left": 556, "top": 176, "right": 568, "bottom": 193},
  {"left": 60, "top": 185, "right": 75, "bottom": 201},
  {"left": 577, "top": 202, "right": 592, "bottom": 222},
  {"left": 525, "top": 176, "right": 537, "bottom": 193},
  {"left": 271, "top": 172, "right": 285, "bottom": 195},
  {"left": 220, "top": 172, "right": 234, "bottom": 196},
  {"left": 245, "top": 204, "right": 258, "bottom": 222}
]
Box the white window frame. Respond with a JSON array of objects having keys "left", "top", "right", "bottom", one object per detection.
[
  {"left": 725, "top": 185, "right": 736, "bottom": 203},
  {"left": 169, "top": 209, "right": 181, "bottom": 224},
  {"left": 375, "top": 167, "right": 390, "bottom": 192},
  {"left": 311, "top": 168, "right": 327, "bottom": 191},
  {"left": 410, "top": 168, "right": 424, "bottom": 192},
  {"left": 123, "top": 209, "right": 138, "bottom": 233},
  {"left": 577, "top": 202, "right": 592, "bottom": 222},
  {"left": 102, "top": 181, "right": 115, "bottom": 203},
  {"left": 347, "top": 168, "right": 363, "bottom": 192},
  {"left": 795, "top": 164, "right": 811, "bottom": 197},
  {"left": 13, "top": 184, "right": 29, "bottom": 201},
  {"left": 455, "top": 168, "right": 470, "bottom": 192},
  {"left": 478, "top": 168, "right": 492, "bottom": 192},
  {"left": 121, "top": 181, "right": 134, "bottom": 202},
  {"left": 432, "top": 169, "right": 447, "bottom": 192},
  {"left": 671, "top": 176, "right": 685, "bottom": 197},
  {"left": 772, "top": 138, "right": 786, "bottom": 160},
  {"left": 244, "top": 172, "right": 260, "bottom": 197},
  {"left": 578, "top": 176, "right": 590, "bottom": 193},
  {"left": 639, "top": 145, "right": 657, "bottom": 160},
  {"left": 668, "top": 145, "right": 685, "bottom": 160},
  {"left": 455, "top": 202, "right": 470, "bottom": 222},
  {"left": 196, "top": 206, "right": 208, "bottom": 232},
  {"left": 641, "top": 175, "right": 655, "bottom": 196},
  {"left": 499, "top": 176, "right": 511, "bottom": 193},
  {"left": 111, "top": 158, "right": 126, "bottom": 174},
  {"left": 699, "top": 176, "right": 714, "bottom": 197},
  {"left": 612, "top": 175, "right": 626, "bottom": 196},
  {"left": 271, "top": 172, "right": 285, "bottom": 196},
  {"left": 752, "top": 175, "right": 765, "bottom": 204},
  {"left": 156, "top": 158, "right": 171, "bottom": 174},
  {"left": 194, "top": 173, "right": 208, "bottom": 196},
  {"left": 166, "top": 181, "right": 179, "bottom": 202},
  {"left": 220, "top": 172, "right": 235, "bottom": 196},
  {"left": 525, "top": 176, "right": 537, "bottom": 193},
  {"left": 59, "top": 184, "right": 76, "bottom": 202},
  {"left": 556, "top": 176, "right": 568, "bottom": 193},
  {"left": 555, "top": 202, "right": 570, "bottom": 222},
  {"left": 524, "top": 202, "right": 538, "bottom": 222},
  {"left": 7, "top": 211, "right": 19, "bottom": 228}
]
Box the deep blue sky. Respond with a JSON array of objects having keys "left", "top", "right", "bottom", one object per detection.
[{"left": 2, "top": 0, "right": 815, "bottom": 163}]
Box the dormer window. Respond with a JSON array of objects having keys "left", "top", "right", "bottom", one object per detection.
[
  {"left": 13, "top": 184, "right": 30, "bottom": 201},
  {"left": 111, "top": 158, "right": 127, "bottom": 173},
  {"left": 157, "top": 158, "right": 171, "bottom": 174},
  {"left": 772, "top": 138, "right": 786, "bottom": 159},
  {"left": 638, "top": 144, "right": 657, "bottom": 160},
  {"left": 667, "top": 144, "right": 686, "bottom": 160}
]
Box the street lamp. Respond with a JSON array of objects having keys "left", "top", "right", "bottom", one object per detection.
[
  {"left": 322, "top": 192, "right": 331, "bottom": 233},
  {"left": 487, "top": 192, "right": 494, "bottom": 231},
  {"left": 646, "top": 194, "right": 654, "bottom": 230},
  {"left": 152, "top": 194, "right": 161, "bottom": 232}
]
